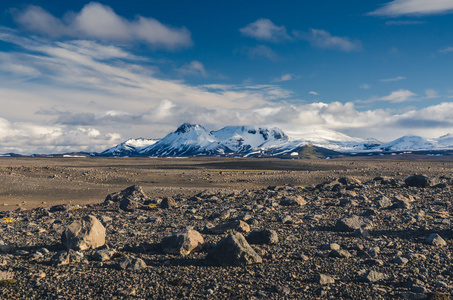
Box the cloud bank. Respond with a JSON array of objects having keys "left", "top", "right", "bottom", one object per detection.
[
  {"left": 12, "top": 3, "right": 192, "bottom": 50},
  {"left": 369, "top": 0, "right": 453, "bottom": 16}
]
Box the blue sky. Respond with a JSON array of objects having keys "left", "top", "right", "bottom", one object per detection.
[{"left": 1, "top": 0, "right": 453, "bottom": 153}]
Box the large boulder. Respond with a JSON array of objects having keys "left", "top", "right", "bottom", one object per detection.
[
  {"left": 161, "top": 229, "right": 204, "bottom": 255},
  {"left": 206, "top": 232, "right": 262, "bottom": 266},
  {"left": 335, "top": 215, "right": 373, "bottom": 232},
  {"left": 405, "top": 175, "right": 435, "bottom": 188},
  {"left": 61, "top": 215, "right": 106, "bottom": 251}
]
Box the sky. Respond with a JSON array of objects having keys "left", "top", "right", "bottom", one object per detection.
[{"left": 1, "top": 0, "right": 453, "bottom": 154}]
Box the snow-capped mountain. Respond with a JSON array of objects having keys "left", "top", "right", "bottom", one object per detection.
[
  {"left": 98, "top": 123, "right": 453, "bottom": 157},
  {"left": 140, "top": 123, "right": 227, "bottom": 156},
  {"left": 376, "top": 134, "right": 453, "bottom": 152},
  {"left": 211, "top": 125, "right": 290, "bottom": 153},
  {"left": 99, "top": 138, "right": 159, "bottom": 156},
  {"left": 284, "top": 127, "right": 380, "bottom": 152},
  {"left": 102, "top": 123, "right": 381, "bottom": 157}
]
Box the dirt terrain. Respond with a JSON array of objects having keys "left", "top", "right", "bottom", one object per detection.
[
  {"left": 1, "top": 156, "right": 452, "bottom": 211},
  {"left": 1, "top": 156, "right": 453, "bottom": 299}
]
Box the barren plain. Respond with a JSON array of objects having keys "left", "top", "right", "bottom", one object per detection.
[{"left": 0, "top": 156, "right": 452, "bottom": 299}]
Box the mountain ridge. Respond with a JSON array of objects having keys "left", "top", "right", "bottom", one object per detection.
[{"left": 100, "top": 123, "right": 453, "bottom": 157}]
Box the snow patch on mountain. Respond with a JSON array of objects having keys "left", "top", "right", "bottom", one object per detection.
[
  {"left": 140, "top": 123, "right": 226, "bottom": 156},
  {"left": 211, "top": 125, "right": 289, "bottom": 153},
  {"left": 100, "top": 138, "right": 159, "bottom": 156}
]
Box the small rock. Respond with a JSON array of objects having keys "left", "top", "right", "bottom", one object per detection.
[
  {"left": 92, "top": 249, "right": 116, "bottom": 261},
  {"left": 426, "top": 234, "right": 447, "bottom": 247},
  {"left": 393, "top": 256, "right": 409, "bottom": 265},
  {"left": 160, "top": 197, "right": 176, "bottom": 209},
  {"left": 321, "top": 243, "right": 341, "bottom": 251},
  {"left": 279, "top": 195, "right": 306, "bottom": 206},
  {"left": 330, "top": 249, "right": 352, "bottom": 258},
  {"left": 51, "top": 250, "right": 85, "bottom": 266},
  {"left": 335, "top": 215, "right": 373, "bottom": 232},
  {"left": 207, "top": 220, "right": 250, "bottom": 234},
  {"left": 161, "top": 229, "right": 204, "bottom": 255},
  {"left": 246, "top": 229, "right": 278, "bottom": 245},
  {"left": 317, "top": 274, "right": 335, "bottom": 285},
  {"left": 359, "top": 270, "right": 386, "bottom": 283},
  {"left": 118, "top": 255, "right": 147, "bottom": 270}
]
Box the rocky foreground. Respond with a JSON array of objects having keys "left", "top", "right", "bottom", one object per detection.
[{"left": 0, "top": 174, "right": 452, "bottom": 299}]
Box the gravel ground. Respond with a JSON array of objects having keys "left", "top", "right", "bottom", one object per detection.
[{"left": 1, "top": 160, "right": 453, "bottom": 299}]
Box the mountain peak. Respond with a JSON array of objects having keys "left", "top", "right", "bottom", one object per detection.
[{"left": 175, "top": 123, "right": 204, "bottom": 133}]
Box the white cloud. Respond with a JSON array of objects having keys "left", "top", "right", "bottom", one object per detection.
[
  {"left": 360, "top": 84, "right": 371, "bottom": 89},
  {"left": 177, "top": 60, "right": 207, "bottom": 77},
  {"left": 272, "top": 74, "right": 294, "bottom": 82},
  {"left": 1, "top": 26, "right": 453, "bottom": 152},
  {"left": 294, "top": 29, "right": 362, "bottom": 52},
  {"left": 12, "top": 3, "right": 192, "bottom": 50},
  {"left": 380, "top": 76, "right": 406, "bottom": 82},
  {"left": 425, "top": 89, "right": 439, "bottom": 99},
  {"left": 439, "top": 47, "right": 453, "bottom": 53},
  {"left": 0, "top": 117, "right": 121, "bottom": 154},
  {"left": 369, "top": 0, "right": 453, "bottom": 16},
  {"left": 379, "top": 89, "right": 416, "bottom": 102},
  {"left": 245, "top": 45, "right": 279, "bottom": 61},
  {"left": 309, "top": 91, "right": 319, "bottom": 95},
  {"left": 240, "top": 19, "right": 290, "bottom": 42}
]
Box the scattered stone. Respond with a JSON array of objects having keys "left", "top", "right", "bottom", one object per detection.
[
  {"left": 359, "top": 270, "right": 386, "bottom": 283},
  {"left": 161, "top": 229, "right": 204, "bottom": 255},
  {"left": 279, "top": 195, "right": 306, "bottom": 206},
  {"left": 317, "top": 274, "right": 335, "bottom": 285},
  {"left": 160, "top": 197, "right": 176, "bottom": 209},
  {"left": 321, "top": 243, "right": 340, "bottom": 251},
  {"left": 92, "top": 249, "right": 117, "bottom": 261},
  {"left": 104, "top": 185, "right": 149, "bottom": 204},
  {"left": 330, "top": 249, "right": 352, "bottom": 258},
  {"left": 246, "top": 229, "right": 278, "bottom": 245},
  {"left": 393, "top": 256, "right": 409, "bottom": 265},
  {"left": 61, "top": 215, "right": 106, "bottom": 250},
  {"left": 434, "top": 281, "right": 449, "bottom": 288},
  {"left": 206, "top": 232, "right": 262, "bottom": 266},
  {"left": 119, "top": 198, "right": 140, "bottom": 212},
  {"left": 118, "top": 255, "right": 147, "bottom": 270},
  {"left": 279, "top": 215, "right": 292, "bottom": 224},
  {"left": 207, "top": 220, "right": 250, "bottom": 234},
  {"left": 49, "top": 204, "right": 70, "bottom": 212},
  {"left": 426, "top": 234, "right": 447, "bottom": 247},
  {"left": 374, "top": 195, "right": 392, "bottom": 208},
  {"left": 335, "top": 215, "right": 373, "bottom": 232},
  {"left": 51, "top": 250, "right": 85, "bottom": 266}
]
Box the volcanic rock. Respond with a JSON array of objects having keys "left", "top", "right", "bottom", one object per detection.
[
  {"left": 161, "top": 229, "right": 204, "bottom": 255},
  {"left": 246, "top": 229, "right": 278, "bottom": 245},
  {"left": 61, "top": 215, "right": 106, "bottom": 250},
  {"left": 118, "top": 255, "right": 147, "bottom": 270},
  {"left": 335, "top": 215, "right": 373, "bottom": 232},
  {"left": 206, "top": 232, "right": 262, "bottom": 266}
]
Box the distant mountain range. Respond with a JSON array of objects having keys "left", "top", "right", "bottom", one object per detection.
[
  {"left": 4, "top": 123, "right": 453, "bottom": 158},
  {"left": 97, "top": 123, "right": 453, "bottom": 158}
]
